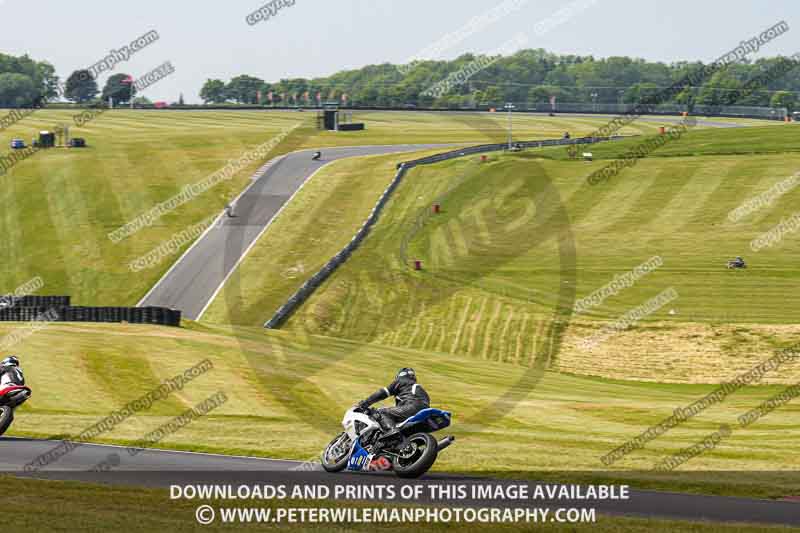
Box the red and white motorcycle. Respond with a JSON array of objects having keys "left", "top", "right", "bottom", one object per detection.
[{"left": 0, "top": 385, "right": 31, "bottom": 436}]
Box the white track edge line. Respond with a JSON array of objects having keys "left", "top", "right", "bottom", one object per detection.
[
  {"left": 137, "top": 144, "right": 458, "bottom": 312},
  {"left": 194, "top": 144, "right": 452, "bottom": 321},
  {"left": 135, "top": 155, "right": 289, "bottom": 308},
  {"left": 193, "top": 160, "right": 336, "bottom": 321}
]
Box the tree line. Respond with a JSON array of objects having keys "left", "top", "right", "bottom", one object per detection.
[
  {"left": 3, "top": 48, "right": 800, "bottom": 111},
  {"left": 59, "top": 70, "right": 183, "bottom": 107},
  {"left": 200, "top": 48, "right": 800, "bottom": 112},
  {"left": 0, "top": 53, "right": 58, "bottom": 107},
  {"left": 0, "top": 52, "right": 179, "bottom": 108}
]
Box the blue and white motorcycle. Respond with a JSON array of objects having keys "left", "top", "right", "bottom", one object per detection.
[{"left": 321, "top": 406, "right": 455, "bottom": 478}]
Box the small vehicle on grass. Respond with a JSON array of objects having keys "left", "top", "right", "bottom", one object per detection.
[{"left": 727, "top": 257, "right": 747, "bottom": 269}]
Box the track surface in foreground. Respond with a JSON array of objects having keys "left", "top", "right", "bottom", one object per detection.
[
  {"left": 3, "top": 437, "right": 799, "bottom": 526},
  {"left": 137, "top": 144, "right": 455, "bottom": 320}
]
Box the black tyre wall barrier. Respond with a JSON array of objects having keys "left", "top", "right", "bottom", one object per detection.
[{"left": 0, "top": 305, "right": 181, "bottom": 327}]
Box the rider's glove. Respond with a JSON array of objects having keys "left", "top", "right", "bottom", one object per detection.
[{"left": 356, "top": 400, "right": 369, "bottom": 410}]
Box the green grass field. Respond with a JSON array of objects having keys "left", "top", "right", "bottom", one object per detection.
[
  {"left": 0, "top": 109, "right": 708, "bottom": 307},
  {"left": 7, "top": 322, "right": 800, "bottom": 498},
  {"left": 203, "top": 123, "right": 800, "bottom": 384}
]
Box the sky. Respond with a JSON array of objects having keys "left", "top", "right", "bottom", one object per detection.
[{"left": 1, "top": 0, "right": 799, "bottom": 103}]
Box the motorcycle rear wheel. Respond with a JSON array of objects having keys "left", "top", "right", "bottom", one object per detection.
[
  {"left": 321, "top": 432, "right": 351, "bottom": 472},
  {"left": 392, "top": 433, "right": 438, "bottom": 479},
  {"left": 0, "top": 406, "right": 14, "bottom": 437}
]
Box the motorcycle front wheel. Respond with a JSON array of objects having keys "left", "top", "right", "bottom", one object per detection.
[
  {"left": 391, "top": 433, "right": 438, "bottom": 479},
  {"left": 0, "top": 406, "right": 14, "bottom": 436},
  {"left": 321, "top": 432, "right": 351, "bottom": 472}
]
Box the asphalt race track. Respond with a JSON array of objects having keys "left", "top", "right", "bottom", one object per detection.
[
  {"left": 137, "top": 144, "right": 457, "bottom": 320},
  {"left": 2, "top": 437, "right": 799, "bottom": 526}
]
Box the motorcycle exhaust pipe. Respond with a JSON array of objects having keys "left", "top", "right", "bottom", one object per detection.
[{"left": 437, "top": 436, "right": 455, "bottom": 451}]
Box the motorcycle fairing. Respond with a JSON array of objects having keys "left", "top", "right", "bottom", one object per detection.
[
  {"left": 346, "top": 438, "right": 373, "bottom": 472},
  {"left": 396, "top": 408, "right": 451, "bottom": 434},
  {"left": 0, "top": 386, "right": 31, "bottom": 407}
]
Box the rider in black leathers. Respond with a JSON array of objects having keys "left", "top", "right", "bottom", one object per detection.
[
  {"left": 358, "top": 368, "right": 430, "bottom": 431},
  {"left": 0, "top": 356, "right": 24, "bottom": 387}
]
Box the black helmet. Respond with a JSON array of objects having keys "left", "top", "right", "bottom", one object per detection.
[
  {"left": 1, "top": 356, "right": 19, "bottom": 367},
  {"left": 396, "top": 367, "right": 416, "bottom": 381}
]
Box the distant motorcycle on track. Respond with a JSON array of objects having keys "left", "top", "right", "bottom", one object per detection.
[
  {"left": 321, "top": 405, "right": 454, "bottom": 478},
  {"left": 311, "top": 151, "right": 322, "bottom": 161},
  {"left": 0, "top": 384, "right": 31, "bottom": 436}
]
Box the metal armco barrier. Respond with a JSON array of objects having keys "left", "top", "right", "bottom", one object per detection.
[
  {"left": 83, "top": 103, "right": 788, "bottom": 120},
  {"left": 0, "top": 305, "right": 181, "bottom": 327},
  {"left": 264, "top": 135, "right": 623, "bottom": 329}
]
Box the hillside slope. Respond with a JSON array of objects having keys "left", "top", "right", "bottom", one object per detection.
[
  {"left": 275, "top": 126, "right": 800, "bottom": 381},
  {"left": 0, "top": 110, "right": 688, "bottom": 306}
]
